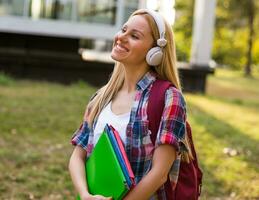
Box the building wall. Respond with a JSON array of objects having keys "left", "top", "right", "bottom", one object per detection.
[{"left": 0, "top": 0, "right": 138, "bottom": 39}]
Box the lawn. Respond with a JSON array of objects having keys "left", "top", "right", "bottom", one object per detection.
[
  {"left": 0, "top": 68, "right": 258, "bottom": 200},
  {"left": 185, "top": 69, "right": 259, "bottom": 199}
]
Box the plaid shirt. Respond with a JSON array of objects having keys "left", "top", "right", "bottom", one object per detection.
[{"left": 71, "top": 71, "right": 187, "bottom": 200}]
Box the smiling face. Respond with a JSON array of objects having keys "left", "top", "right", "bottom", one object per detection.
[{"left": 111, "top": 15, "right": 154, "bottom": 67}]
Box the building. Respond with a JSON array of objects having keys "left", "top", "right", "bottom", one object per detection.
[{"left": 0, "top": 0, "right": 214, "bottom": 92}]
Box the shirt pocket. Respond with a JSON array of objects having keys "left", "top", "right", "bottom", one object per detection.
[{"left": 131, "top": 120, "right": 154, "bottom": 161}]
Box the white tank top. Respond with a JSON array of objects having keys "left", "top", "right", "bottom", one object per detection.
[{"left": 93, "top": 102, "right": 130, "bottom": 146}]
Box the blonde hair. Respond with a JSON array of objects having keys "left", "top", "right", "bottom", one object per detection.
[
  {"left": 86, "top": 9, "right": 192, "bottom": 161},
  {"left": 87, "top": 10, "right": 180, "bottom": 123}
]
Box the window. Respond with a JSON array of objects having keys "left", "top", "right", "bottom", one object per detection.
[
  {"left": 124, "top": 0, "right": 138, "bottom": 22},
  {"left": 29, "top": 0, "right": 72, "bottom": 20},
  {"left": 0, "top": 0, "right": 121, "bottom": 24},
  {"left": 0, "top": 0, "right": 25, "bottom": 16},
  {"left": 77, "top": 0, "right": 117, "bottom": 25}
]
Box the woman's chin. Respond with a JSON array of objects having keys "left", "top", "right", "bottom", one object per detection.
[{"left": 111, "top": 54, "right": 123, "bottom": 62}]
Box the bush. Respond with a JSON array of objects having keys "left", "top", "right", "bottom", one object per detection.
[
  {"left": 252, "top": 38, "right": 259, "bottom": 64},
  {"left": 0, "top": 72, "right": 14, "bottom": 86},
  {"left": 175, "top": 32, "right": 191, "bottom": 61},
  {"left": 212, "top": 28, "right": 248, "bottom": 69}
]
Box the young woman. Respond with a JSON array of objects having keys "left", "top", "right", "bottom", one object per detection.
[{"left": 69, "top": 9, "right": 191, "bottom": 200}]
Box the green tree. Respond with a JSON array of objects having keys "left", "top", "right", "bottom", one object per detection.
[
  {"left": 216, "top": 0, "right": 258, "bottom": 76},
  {"left": 174, "top": 0, "right": 259, "bottom": 75},
  {"left": 245, "top": 0, "right": 255, "bottom": 76},
  {"left": 174, "top": 0, "right": 194, "bottom": 61}
]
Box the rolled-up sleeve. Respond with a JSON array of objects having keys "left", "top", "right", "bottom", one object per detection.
[
  {"left": 156, "top": 86, "right": 187, "bottom": 188},
  {"left": 71, "top": 121, "right": 90, "bottom": 150},
  {"left": 156, "top": 86, "right": 186, "bottom": 152}
]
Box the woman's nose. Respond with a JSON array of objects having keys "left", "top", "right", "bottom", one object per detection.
[{"left": 117, "top": 31, "right": 127, "bottom": 42}]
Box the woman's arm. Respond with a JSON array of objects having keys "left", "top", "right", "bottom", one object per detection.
[
  {"left": 124, "top": 144, "right": 176, "bottom": 200},
  {"left": 69, "top": 146, "right": 90, "bottom": 198},
  {"left": 69, "top": 146, "right": 111, "bottom": 200}
]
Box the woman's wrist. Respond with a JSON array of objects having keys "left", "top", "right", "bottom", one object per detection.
[{"left": 79, "top": 191, "right": 91, "bottom": 199}]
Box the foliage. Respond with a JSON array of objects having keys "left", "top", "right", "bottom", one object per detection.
[
  {"left": 174, "top": 31, "right": 191, "bottom": 61},
  {"left": 174, "top": 0, "right": 194, "bottom": 61},
  {"left": 252, "top": 39, "right": 259, "bottom": 64},
  {"left": 0, "top": 72, "right": 14, "bottom": 86},
  {"left": 215, "top": 0, "right": 258, "bottom": 73},
  {"left": 212, "top": 28, "right": 247, "bottom": 69},
  {"left": 174, "top": 0, "right": 259, "bottom": 72}
]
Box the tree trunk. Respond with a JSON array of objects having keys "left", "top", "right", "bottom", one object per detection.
[{"left": 245, "top": 0, "right": 254, "bottom": 77}]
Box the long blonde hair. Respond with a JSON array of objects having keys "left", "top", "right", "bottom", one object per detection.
[
  {"left": 86, "top": 9, "right": 192, "bottom": 161},
  {"left": 87, "top": 9, "right": 180, "bottom": 124}
]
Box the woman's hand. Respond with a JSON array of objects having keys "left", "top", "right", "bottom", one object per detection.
[{"left": 80, "top": 193, "right": 112, "bottom": 200}]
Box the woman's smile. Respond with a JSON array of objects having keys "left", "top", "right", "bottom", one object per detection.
[{"left": 114, "top": 43, "right": 129, "bottom": 53}]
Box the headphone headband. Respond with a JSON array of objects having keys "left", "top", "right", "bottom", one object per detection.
[{"left": 141, "top": 9, "right": 167, "bottom": 47}]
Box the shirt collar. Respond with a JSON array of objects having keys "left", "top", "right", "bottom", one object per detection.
[{"left": 136, "top": 70, "right": 157, "bottom": 91}]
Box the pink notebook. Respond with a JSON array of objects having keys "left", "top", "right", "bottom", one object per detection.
[{"left": 109, "top": 125, "right": 135, "bottom": 186}]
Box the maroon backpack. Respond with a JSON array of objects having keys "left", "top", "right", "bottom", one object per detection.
[{"left": 147, "top": 79, "right": 203, "bottom": 200}]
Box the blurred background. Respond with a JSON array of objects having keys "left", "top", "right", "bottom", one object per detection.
[{"left": 0, "top": 0, "right": 258, "bottom": 199}]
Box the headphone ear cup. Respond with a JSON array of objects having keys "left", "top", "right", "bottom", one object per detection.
[{"left": 146, "top": 47, "right": 163, "bottom": 66}]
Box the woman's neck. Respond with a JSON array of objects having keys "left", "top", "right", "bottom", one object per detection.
[{"left": 122, "top": 63, "right": 150, "bottom": 93}]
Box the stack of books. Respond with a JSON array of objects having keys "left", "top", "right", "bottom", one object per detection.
[{"left": 76, "top": 124, "right": 135, "bottom": 200}]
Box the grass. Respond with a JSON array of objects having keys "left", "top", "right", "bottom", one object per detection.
[
  {"left": 185, "top": 68, "right": 259, "bottom": 199},
  {"left": 0, "top": 77, "right": 96, "bottom": 200},
  {"left": 0, "top": 69, "right": 258, "bottom": 199}
]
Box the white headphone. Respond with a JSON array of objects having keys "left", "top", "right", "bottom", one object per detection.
[{"left": 143, "top": 9, "right": 167, "bottom": 66}]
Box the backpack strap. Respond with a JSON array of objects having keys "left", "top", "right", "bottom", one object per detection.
[{"left": 147, "top": 79, "right": 172, "bottom": 145}]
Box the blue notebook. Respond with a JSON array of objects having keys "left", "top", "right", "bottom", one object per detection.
[{"left": 104, "top": 124, "right": 133, "bottom": 188}]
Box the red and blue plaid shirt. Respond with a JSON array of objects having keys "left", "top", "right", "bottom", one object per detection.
[{"left": 71, "top": 71, "right": 187, "bottom": 200}]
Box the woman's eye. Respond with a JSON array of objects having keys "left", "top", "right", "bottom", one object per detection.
[
  {"left": 121, "top": 28, "right": 126, "bottom": 33},
  {"left": 132, "top": 34, "right": 139, "bottom": 39}
]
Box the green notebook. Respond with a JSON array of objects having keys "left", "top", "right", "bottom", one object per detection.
[{"left": 76, "top": 131, "right": 129, "bottom": 200}]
